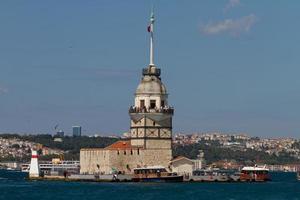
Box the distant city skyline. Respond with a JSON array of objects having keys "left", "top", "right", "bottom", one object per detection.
[{"left": 1, "top": 1, "right": 300, "bottom": 138}]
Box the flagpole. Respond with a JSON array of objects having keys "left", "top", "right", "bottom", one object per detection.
[{"left": 150, "top": 12, "right": 154, "bottom": 66}]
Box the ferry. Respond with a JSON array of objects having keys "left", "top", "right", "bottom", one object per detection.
[
  {"left": 21, "top": 159, "right": 80, "bottom": 176},
  {"left": 132, "top": 166, "right": 183, "bottom": 182},
  {"left": 21, "top": 164, "right": 30, "bottom": 172},
  {"left": 239, "top": 166, "right": 270, "bottom": 182},
  {"left": 190, "top": 169, "right": 231, "bottom": 182},
  {"left": 229, "top": 172, "right": 242, "bottom": 182}
]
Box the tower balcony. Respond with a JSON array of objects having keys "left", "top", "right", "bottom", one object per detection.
[
  {"left": 129, "top": 106, "right": 174, "bottom": 115},
  {"left": 142, "top": 68, "right": 161, "bottom": 76}
]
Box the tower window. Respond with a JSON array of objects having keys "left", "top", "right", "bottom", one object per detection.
[
  {"left": 150, "top": 100, "right": 156, "bottom": 109},
  {"left": 137, "top": 148, "right": 140, "bottom": 155},
  {"left": 140, "top": 100, "right": 145, "bottom": 108},
  {"left": 161, "top": 100, "right": 165, "bottom": 107}
]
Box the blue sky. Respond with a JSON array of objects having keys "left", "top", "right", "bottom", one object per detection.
[{"left": 1, "top": 0, "right": 300, "bottom": 138}]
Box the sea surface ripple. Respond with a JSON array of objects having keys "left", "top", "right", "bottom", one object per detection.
[{"left": 0, "top": 170, "right": 299, "bottom": 200}]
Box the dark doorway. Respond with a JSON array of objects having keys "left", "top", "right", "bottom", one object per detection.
[
  {"left": 140, "top": 100, "right": 145, "bottom": 108},
  {"left": 150, "top": 100, "right": 156, "bottom": 109}
]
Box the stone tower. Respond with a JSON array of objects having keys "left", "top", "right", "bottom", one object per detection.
[
  {"left": 79, "top": 12, "right": 174, "bottom": 174},
  {"left": 129, "top": 11, "right": 174, "bottom": 150}
]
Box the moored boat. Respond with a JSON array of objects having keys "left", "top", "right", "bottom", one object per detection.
[
  {"left": 229, "top": 172, "right": 242, "bottom": 182},
  {"left": 297, "top": 171, "right": 300, "bottom": 180},
  {"left": 21, "top": 159, "right": 80, "bottom": 176},
  {"left": 190, "top": 169, "right": 230, "bottom": 182},
  {"left": 21, "top": 164, "right": 30, "bottom": 172},
  {"left": 132, "top": 166, "right": 183, "bottom": 182},
  {"left": 240, "top": 166, "right": 270, "bottom": 182}
]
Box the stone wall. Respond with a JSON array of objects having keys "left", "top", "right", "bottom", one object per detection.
[
  {"left": 80, "top": 148, "right": 172, "bottom": 174},
  {"left": 145, "top": 139, "right": 171, "bottom": 149},
  {"left": 80, "top": 149, "right": 110, "bottom": 174}
]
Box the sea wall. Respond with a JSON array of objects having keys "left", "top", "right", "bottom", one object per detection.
[{"left": 80, "top": 148, "right": 172, "bottom": 174}]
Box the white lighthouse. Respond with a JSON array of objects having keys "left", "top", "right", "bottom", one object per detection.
[{"left": 29, "top": 149, "right": 40, "bottom": 178}]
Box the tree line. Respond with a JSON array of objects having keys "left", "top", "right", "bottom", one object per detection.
[
  {"left": 1, "top": 134, "right": 299, "bottom": 164},
  {"left": 172, "top": 141, "right": 300, "bottom": 165}
]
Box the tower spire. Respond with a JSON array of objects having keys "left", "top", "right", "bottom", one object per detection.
[{"left": 148, "top": 9, "right": 155, "bottom": 66}]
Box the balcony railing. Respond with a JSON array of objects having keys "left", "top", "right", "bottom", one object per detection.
[
  {"left": 129, "top": 106, "right": 174, "bottom": 115},
  {"left": 142, "top": 68, "right": 161, "bottom": 76}
]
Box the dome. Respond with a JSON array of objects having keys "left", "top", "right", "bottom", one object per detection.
[{"left": 135, "top": 75, "right": 167, "bottom": 95}]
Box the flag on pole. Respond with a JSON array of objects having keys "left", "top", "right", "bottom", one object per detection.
[{"left": 147, "top": 12, "right": 154, "bottom": 33}]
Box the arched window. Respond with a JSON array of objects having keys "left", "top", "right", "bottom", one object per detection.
[
  {"left": 150, "top": 100, "right": 156, "bottom": 109},
  {"left": 140, "top": 100, "right": 145, "bottom": 108},
  {"left": 161, "top": 100, "right": 165, "bottom": 107}
]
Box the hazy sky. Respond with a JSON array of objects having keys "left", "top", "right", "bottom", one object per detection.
[{"left": 1, "top": 0, "right": 300, "bottom": 138}]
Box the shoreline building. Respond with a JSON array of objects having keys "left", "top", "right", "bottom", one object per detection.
[{"left": 80, "top": 12, "right": 174, "bottom": 174}]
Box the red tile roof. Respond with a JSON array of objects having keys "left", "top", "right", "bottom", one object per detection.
[
  {"left": 105, "top": 140, "right": 135, "bottom": 150},
  {"left": 81, "top": 140, "right": 144, "bottom": 151}
]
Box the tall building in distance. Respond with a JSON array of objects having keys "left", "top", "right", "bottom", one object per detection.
[{"left": 72, "top": 126, "right": 82, "bottom": 137}]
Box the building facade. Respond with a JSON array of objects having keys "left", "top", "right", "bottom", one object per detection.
[
  {"left": 170, "top": 151, "right": 206, "bottom": 176},
  {"left": 73, "top": 126, "right": 82, "bottom": 137},
  {"left": 80, "top": 12, "right": 174, "bottom": 175}
]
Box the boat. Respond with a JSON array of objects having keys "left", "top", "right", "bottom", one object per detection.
[
  {"left": 132, "top": 166, "right": 183, "bottom": 182},
  {"left": 239, "top": 165, "right": 270, "bottom": 182},
  {"left": 190, "top": 169, "right": 231, "bottom": 182},
  {"left": 229, "top": 171, "right": 242, "bottom": 182},
  {"left": 297, "top": 171, "right": 300, "bottom": 180},
  {"left": 21, "top": 159, "right": 80, "bottom": 176},
  {"left": 21, "top": 164, "right": 30, "bottom": 172}
]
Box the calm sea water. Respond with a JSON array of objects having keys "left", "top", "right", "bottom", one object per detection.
[{"left": 0, "top": 170, "right": 300, "bottom": 200}]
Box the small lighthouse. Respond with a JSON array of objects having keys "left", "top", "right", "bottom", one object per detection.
[{"left": 29, "top": 149, "right": 40, "bottom": 178}]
